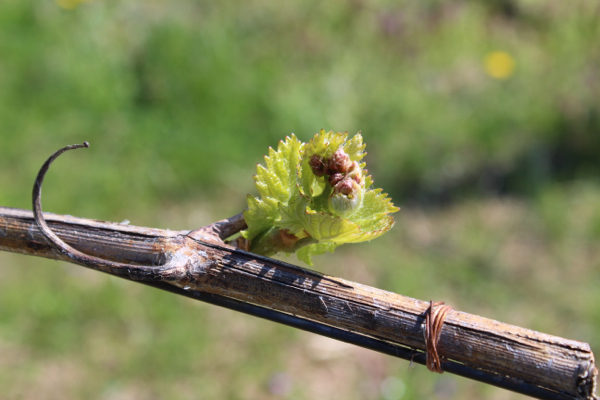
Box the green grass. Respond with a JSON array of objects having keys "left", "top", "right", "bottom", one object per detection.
[{"left": 0, "top": 0, "right": 599, "bottom": 398}]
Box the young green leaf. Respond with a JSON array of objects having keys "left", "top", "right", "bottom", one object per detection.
[{"left": 242, "top": 134, "right": 303, "bottom": 242}]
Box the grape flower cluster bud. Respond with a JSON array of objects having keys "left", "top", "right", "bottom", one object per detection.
[{"left": 309, "top": 148, "right": 365, "bottom": 217}]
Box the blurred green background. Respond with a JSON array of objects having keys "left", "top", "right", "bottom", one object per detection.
[{"left": 1, "top": 0, "right": 599, "bottom": 399}]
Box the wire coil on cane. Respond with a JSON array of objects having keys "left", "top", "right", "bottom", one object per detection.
[{"left": 424, "top": 301, "right": 454, "bottom": 373}]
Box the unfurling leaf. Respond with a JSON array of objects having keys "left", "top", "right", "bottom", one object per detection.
[{"left": 241, "top": 129, "right": 399, "bottom": 265}]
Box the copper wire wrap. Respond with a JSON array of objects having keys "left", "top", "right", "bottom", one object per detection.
[{"left": 424, "top": 301, "right": 454, "bottom": 373}]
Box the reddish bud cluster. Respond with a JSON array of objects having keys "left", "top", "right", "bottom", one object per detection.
[
  {"left": 309, "top": 154, "right": 327, "bottom": 177},
  {"left": 329, "top": 172, "right": 344, "bottom": 186},
  {"left": 336, "top": 179, "right": 355, "bottom": 196},
  {"left": 308, "top": 148, "right": 363, "bottom": 200},
  {"left": 330, "top": 149, "right": 353, "bottom": 174},
  {"left": 309, "top": 149, "right": 354, "bottom": 178}
]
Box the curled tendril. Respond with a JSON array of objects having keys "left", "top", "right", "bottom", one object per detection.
[{"left": 32, "top": 142, "right": 171, "bottom": 281}]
